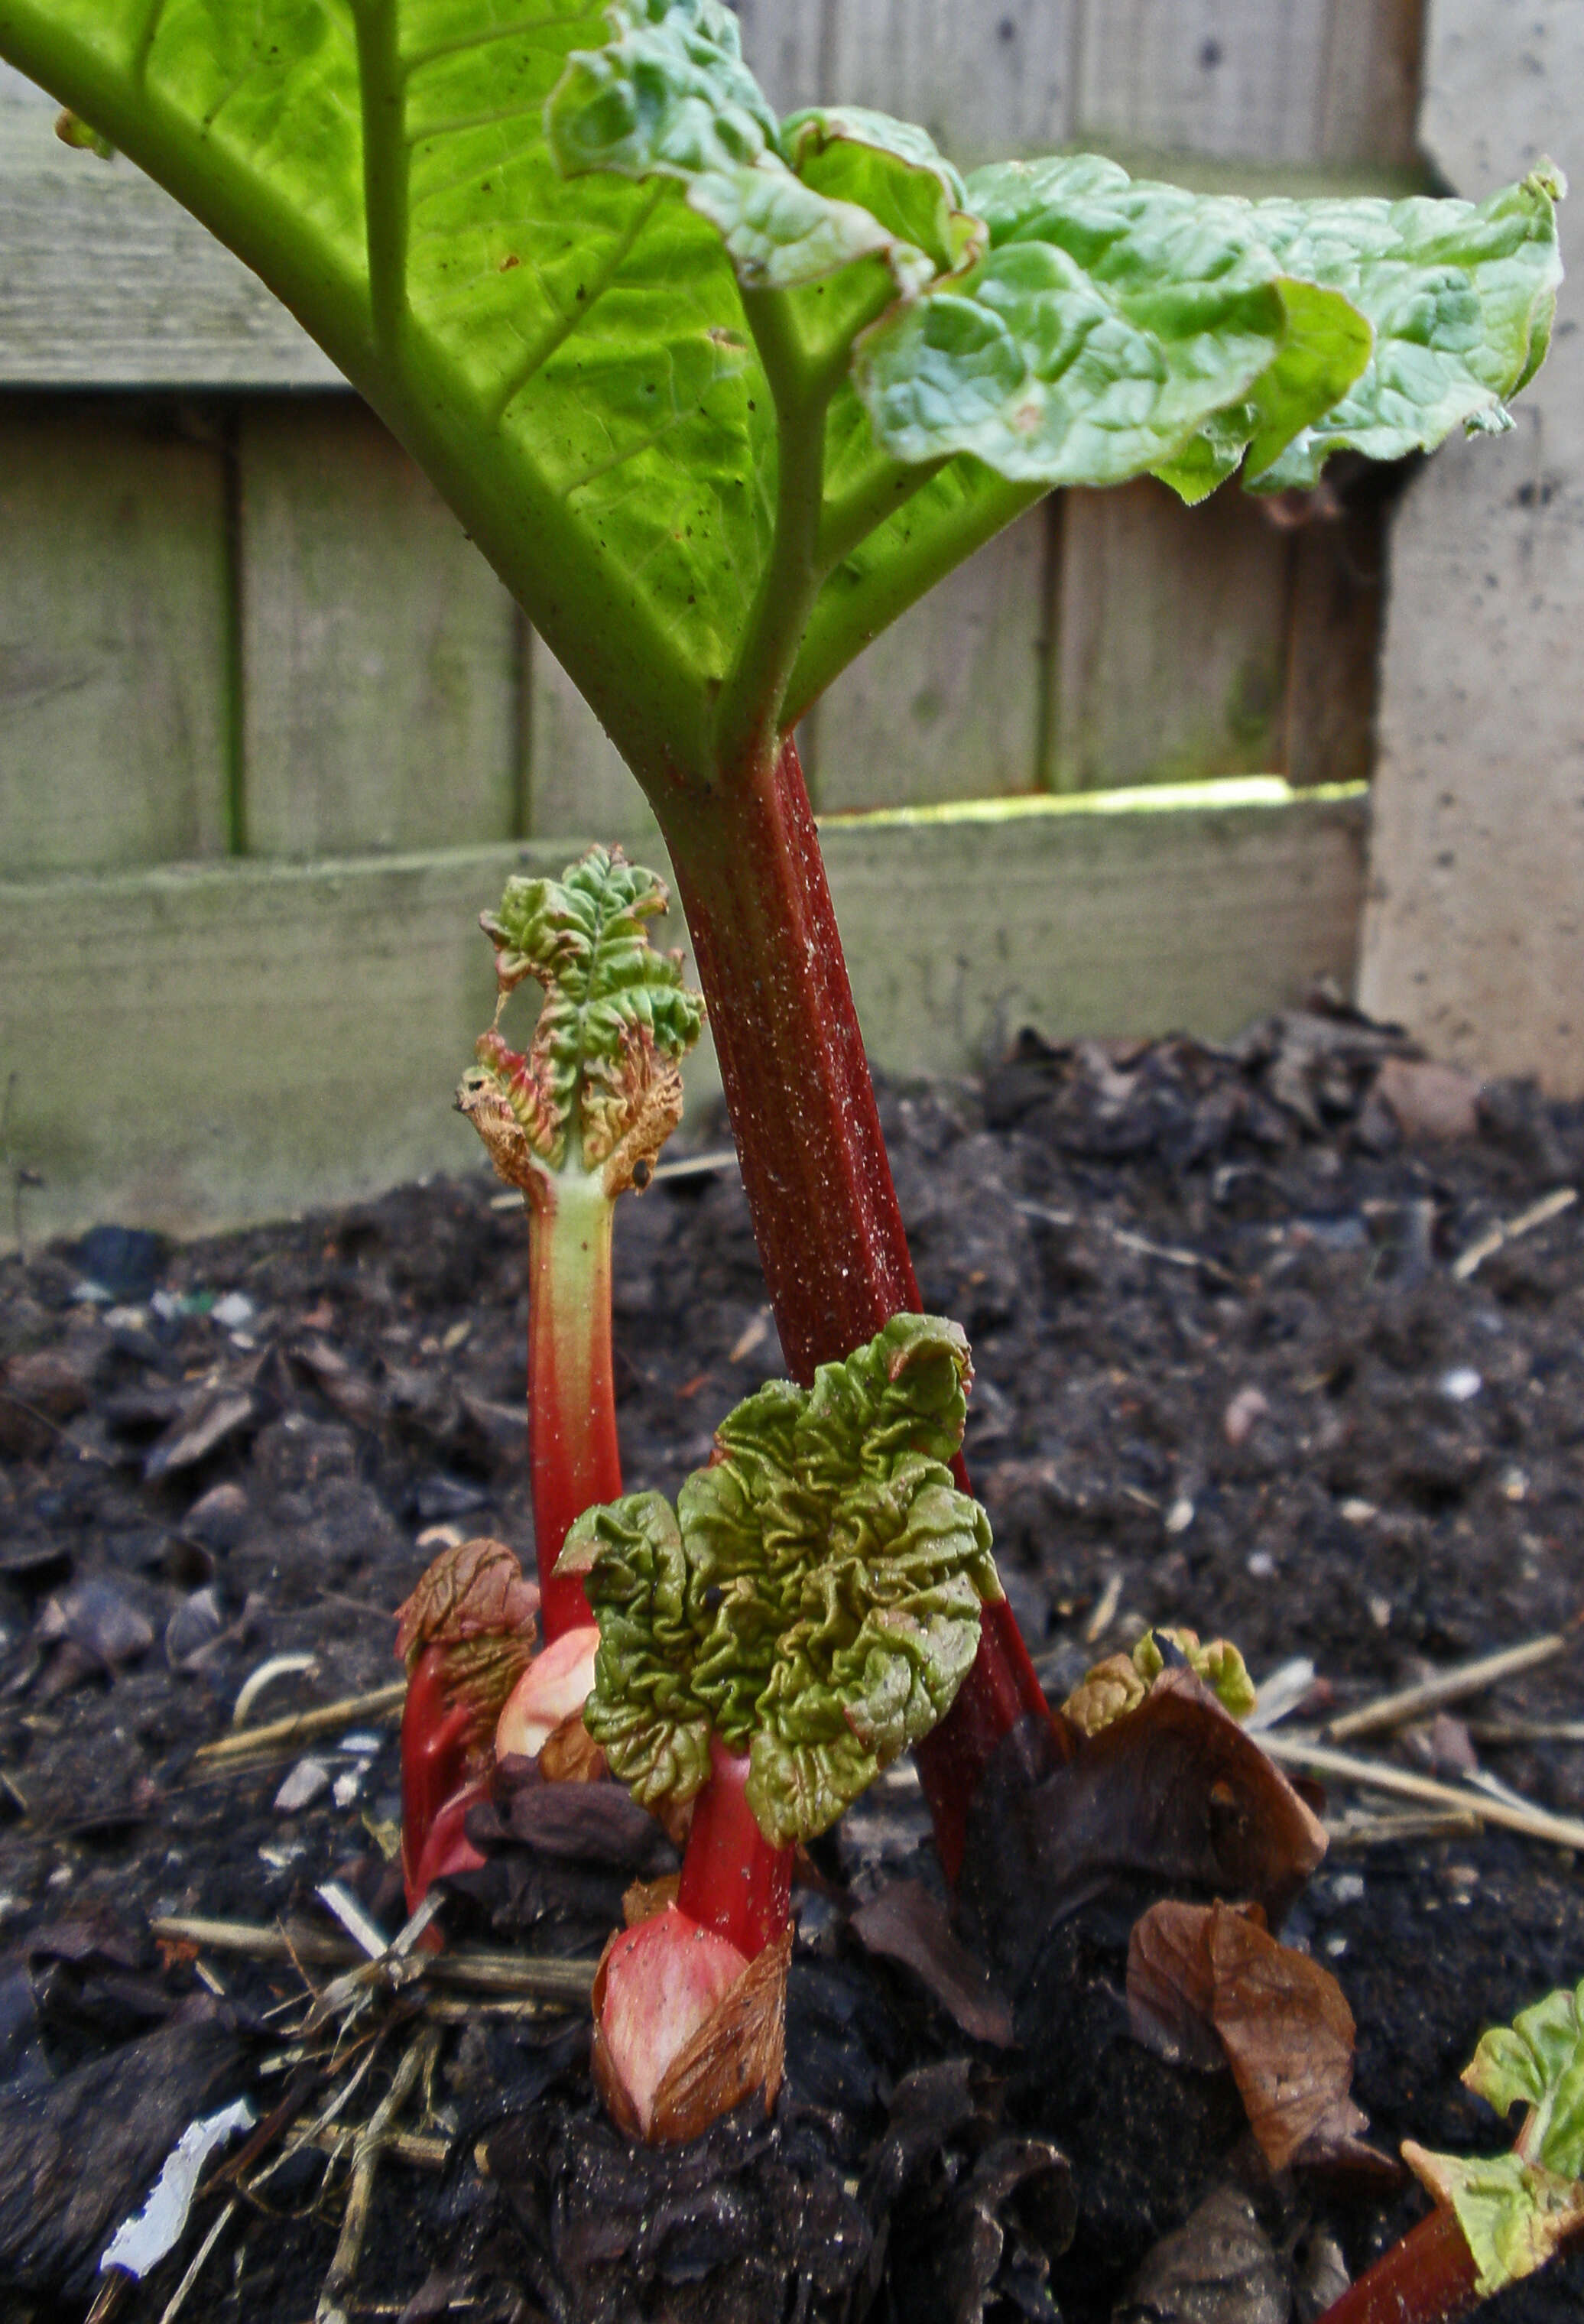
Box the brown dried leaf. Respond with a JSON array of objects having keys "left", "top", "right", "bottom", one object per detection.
[
  {"left": 622, "top": 1874, "right": 681, "bottom": 1927},
  {"left": 647, "top": 1926, "right": 792, "bottom": 2145},
  {"left": 1129, "top": 1897, "right": 1382, "bottom": 2172},
  {"left": 1209, "top": 1906, "right": 1372, "bottom": 2171},
  {"left": 539, "top": 1708, "right": 607, "bottom": 1786},
  {"left": 144, "top": 1388, "right": 255, "bottom": 1480},
  {"left": 394, "top": 1537, "right": 538, "bottom": 1669},
  {"left": 1128, "top": 1898, "right": 1265, "bottom": 2072},
  {"left": 852, "top": 1878, "right": 1014, "bottom": 2048}
]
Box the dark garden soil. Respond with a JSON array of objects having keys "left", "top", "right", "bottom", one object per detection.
[{"left": 2, "top": 998, "right": 1582, "bottom": 2324}]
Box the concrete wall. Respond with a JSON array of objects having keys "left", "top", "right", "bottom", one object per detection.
[{"left": 1360, "top": 1, "right": 1584, "bottom": 1092}]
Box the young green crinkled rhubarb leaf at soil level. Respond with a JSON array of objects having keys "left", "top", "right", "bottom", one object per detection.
[{"left": 560, "top": 1313, "right": 1001, "bottom": 2140}]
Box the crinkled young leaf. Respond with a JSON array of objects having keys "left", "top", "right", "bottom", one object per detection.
[
  {"left": 1245, "top": 168, "right": 1564, "bottom": 490},
  {"left": 1404, "top": 2147, "right": 1584, "bottom": 2298},
  {"left": 853, "top": 155, "right": 1300, "bottom": 488},
  {"left": 1463, "top": 1979, "right": 1584, "bottom": 2180},
  {"left": 559, "top": 1491, "right": 716, "bottom": 1810},
  {"left": 560, "top": 1316, "right": 1003, "bottom": 1842},
  {"left": 548, "top": 0, "right": 954, "bottom": 295},
  {"left": 457, "top": 847, "right": 703, "bottom": 1184}
]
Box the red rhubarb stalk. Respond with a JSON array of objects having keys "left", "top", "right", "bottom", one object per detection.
[
  {"left": 526, "top": 1171, "right": 623, "bottom": 1641},
  {"left": 661, "top": 735, "right": 1048, "bottom": 1876},
  {"left": 1317, "top": 2208, "right": 1480, "bottom": 2324},
  {"left": 676, "top": 1738, "right": 794, "bottom": 1960}
]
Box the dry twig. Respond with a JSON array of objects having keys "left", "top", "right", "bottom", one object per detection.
[
  {"left": 196, "top": 1680, "right": 407, "bottom": 1765},
  {"left": 1451, "top": 1185, "right": 1576, "bottom": 1280},
  {"left": 1325, "top": 1634, "right": 1567, "bottom": 1743},
  {"left": 316, "top": 2027, "right": 440, "bottom": 2324},
  {"left": 1264, "top": 1735, "right": 1584, "bottom": 1850}
]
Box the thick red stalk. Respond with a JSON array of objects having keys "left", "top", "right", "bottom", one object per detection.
[
  {"left": 659, "top": 735, "right": 1048, "bottom": 1877},
  {"left": 528, "top": 1173, "right": 622, "bottom": 1641},
  {"left": 1316, "top": 2206, "right": 1480, "bottom": 2324},
  {"left": 676, "top": 1739, "right": 794, "bottom": 1959}
]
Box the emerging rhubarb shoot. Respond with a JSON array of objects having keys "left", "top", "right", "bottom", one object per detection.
[
  {"left": 559, "top": 1313, "right": 1001, "bottom": 2139},
  {"left": 1320, "top": 1981, "right": 1584, "bottom": 2324},
  {"left": 457, "top": 848, "right": 703, "bottom": 1644},
  {"left": 394, "top": 1537, "right": 540, "bottom": 1909}
]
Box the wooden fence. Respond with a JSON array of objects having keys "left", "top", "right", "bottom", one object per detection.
[{"left": 0, "top": 2, "right": 1423, "bottom": 1238}]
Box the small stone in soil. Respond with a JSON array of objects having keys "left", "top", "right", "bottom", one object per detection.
[{"left": 274, "top": 1758, "right": 331, "bottom": 1813}]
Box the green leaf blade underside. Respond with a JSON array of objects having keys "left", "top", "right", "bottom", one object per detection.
[
  {"left": 0, "top": 0, "right": 778, "bottom": 782},
  {"left": 563, "top": 1316, "right": 1004, "bottom": 1845}
]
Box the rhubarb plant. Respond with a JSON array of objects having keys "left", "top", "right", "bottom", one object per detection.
[
  {"left": 1319, "top": 1981, "right": 1584, "bottom": 2324},
  {"left": 558, "top": 1311, "right": 1000, "bottom": 2137},
  {"left": 456, "top": 846, "right": 703, "bottom": 1651},
  {"left": 2, "top": 0, "right": 1562, "bottom": 1906}
]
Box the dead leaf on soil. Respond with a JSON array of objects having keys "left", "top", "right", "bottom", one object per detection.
[
  {"left": 1128, "top": 1899, "right": 1390, "bottom": 2174},
  {"left": 852, "top": 1879, "right": 1014, "bottom": 2048},
  {"left": 959, "top": 1670, "right": 1327, "bottom": 1985},
  {"left": 1115, "top": 2183, "right": 1287, "bottom": 2324}
]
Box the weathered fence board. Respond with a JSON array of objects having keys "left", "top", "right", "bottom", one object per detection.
[
  {"left": 527, "top": 637, "right": 660, "bottom": 844},
  {"left": 814, "top": 511, "right": 1049, "bottom": 810},
  {"left": 1360, "top": 0, "right": 1584, "bottom": 1095},
  {"left": 239, "top": 402, "right": 523, "bottom": 858},
  {"left": 0, "top": 401, "right": 231, "bottom": 874},
  {"left": 0, "top": 88, "right": 342, "bottom": 389},
  {"left": 1053, "top": 480, "right": 1293, "bottom": 793},
  {"left": 728, "top": 0, "right": 826, "bottom": 115},
  {"left": 2, "top": 785, "right": 1367, "bottom": 1245},
  {"left": 829, "top": 0, "right": 1079, "bottom": 167}
]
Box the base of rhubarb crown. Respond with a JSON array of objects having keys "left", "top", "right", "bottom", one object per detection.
[{"left": 591, "top": 1914, "right": 792, "bottom": 2145}]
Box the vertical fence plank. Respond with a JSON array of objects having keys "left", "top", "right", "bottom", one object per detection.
[
  {"left": 1317, "top": 0, "right": 1424, "bottom": 170},
  {"left": 1077, "top": 0, "right": 1330, "bottom": 164},
  {"left": 239, "top": 400, "right": 521, "bottom": 859},
  {"left": 813, "top": 510, "right": 1047, "bottom": 810},
  {"left": 0, "top": 400, "right": 229, "bottom": 874},
  {"left": 1054, "top": 480, "right": 1294, "bottom": 790},
  {"left": 828, "top": 0, "right": 1079, "bottom": 165},
  {"left": 730, "top": 0, "right": 827, "bottom": 114},
  {"left": 526, "top": 638, "right": 661, "bottom": 844},
  {"left": 1283, "top": 504, "right": 1384, "bottom": 787}
]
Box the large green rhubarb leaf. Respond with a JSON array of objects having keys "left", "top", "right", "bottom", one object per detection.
[
  {"left": 456, "top": 846, "right": 703, "bottom": 1189},
  {"left": 0, "top": 0, "right": 1562, "bottom": 771},
  {"left": 560, "top": 1315, "right": 1002, "bottom": 1845},
  {"left": 1402, "top": 1981, "right": 1584, "bottom": 2297}
]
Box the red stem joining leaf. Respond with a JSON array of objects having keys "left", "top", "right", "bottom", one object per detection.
[
  {"left": 529, "top": 1177, "right": 622, "bottom": 1641},
  {"left": 660, "top": 733, "right": 1048, "bottom": 1878},
  {"left": 677, "top": 1738, "right": 794, "bottom": 1959}
]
